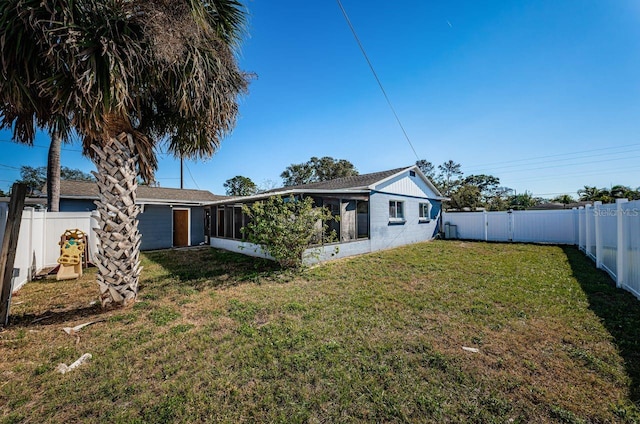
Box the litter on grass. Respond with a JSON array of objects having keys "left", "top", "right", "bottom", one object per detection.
[{"left": 56, "top": 353, "right": 92, "bottom": 374}]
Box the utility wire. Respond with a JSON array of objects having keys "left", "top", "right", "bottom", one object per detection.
[
  {"left": 0, "top": 163, "right": 21, "bottom": 170},
  {"left": 465, "top": 143, "right": 640, "bottom": 173},
  {"left": 336, "top": 0, "right": 420, "bottom": 161},
  {"left": 0, "top": 139, "right": 83, "bottom": 152},
  {"left": 465, "top": 148, "right": 640, "bottom": 174},
  {"left": 183, "top": 161, "right": 201, "bottom": 190}
]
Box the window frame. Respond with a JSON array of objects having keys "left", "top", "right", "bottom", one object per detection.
[
  {"left": 389, "top": 200, "right": 405, "bottom": 223},
  {"left": 419, "top": 202, "right": 432, "bottom": 223}
]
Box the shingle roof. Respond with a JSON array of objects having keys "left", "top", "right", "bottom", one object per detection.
[
  {"left": 265, "top": 167, "right": 409, "bottom": 193},
  {"left": 53, "top": 180, "right": 227, "bottom": 203}
]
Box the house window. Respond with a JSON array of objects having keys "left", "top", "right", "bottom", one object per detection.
[
  {"left": 419, "top": 202, "right": 432, "bottom": 222},
  {"left": 389, "top": 200, "right": 404, "bottom": 222},
  {"left": 409, "top": 170, "right": 416, "bottom": 177}
]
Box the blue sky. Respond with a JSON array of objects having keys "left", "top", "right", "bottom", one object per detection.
[{"left": 1, "top": 0, "right": 639, "bottom": 198}]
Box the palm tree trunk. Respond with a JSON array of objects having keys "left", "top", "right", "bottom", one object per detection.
[
  {"left": 46, "top": 131, "right": 62, "bottom": 212},
  {"left": 91, "top": 133, "right": 142, "bottom": 307}
]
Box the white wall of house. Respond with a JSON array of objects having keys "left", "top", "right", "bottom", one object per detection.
[
  {"left": 304, "top": 239, "right": 372, "bottom": 265},
  {"left": 368, "top": 191, "right": 439, "bottom": 252},
  {"left": 209, "top": 238, "right": 273, "bottom": 260}
]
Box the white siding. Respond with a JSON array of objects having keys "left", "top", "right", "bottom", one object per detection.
[
  {"left": 375, "top": 170, "right": 439, "bottom": 199},
  {"left": 209, "top": 238, "right": 273, "bottom": 260},
  {"left": 369, "top": 192, "right": 438, "bottom": 252},
  {"left": 305, "top": 240, "right": 372, "bottom": 265}
]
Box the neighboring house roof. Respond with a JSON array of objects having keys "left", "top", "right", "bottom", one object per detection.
[
  {"left": 0, "top": 197, "right": 47, "bottom": 207},
  {"left": 48, "top": 180, "right": 227, "bottom": 205},
  {"left": 210, "top": 165, "right": 446, "bottom": 205}
]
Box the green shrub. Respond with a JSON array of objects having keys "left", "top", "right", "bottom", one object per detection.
[{"left": 242, "top": 195, "right": 337, "bottom": 268}]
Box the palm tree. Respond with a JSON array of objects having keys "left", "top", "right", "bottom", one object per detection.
[
  {"left": 551, "top": 194, "right": 575, "bottom": 205},
  {"left": 578, "top": 186, "right": 603, "bottom": 202},
  {"left": 0, "top": 0, "right": 250, "bottom": 307}
]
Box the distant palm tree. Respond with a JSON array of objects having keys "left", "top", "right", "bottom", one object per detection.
[
  {"left": 551, "top": 194, "right": 575, "bottom": 205},
  {"left": 0, "top": 0, "right": 250, "bottom": 306},
  {"left": 578, "top": 186, "right": 603, "bottom": 202}
]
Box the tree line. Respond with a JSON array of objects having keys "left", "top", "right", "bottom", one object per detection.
[{"left": 224, "top": 157, "right": 640, "bottom": 210}]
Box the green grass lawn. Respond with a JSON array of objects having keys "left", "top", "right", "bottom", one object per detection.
[{"left": 1, "top": 241, "right": 639, "bottom": 423}]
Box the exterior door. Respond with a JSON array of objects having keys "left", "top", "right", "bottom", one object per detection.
[{"left": 173, "top": 209, "right": 189, "bottom": 247}]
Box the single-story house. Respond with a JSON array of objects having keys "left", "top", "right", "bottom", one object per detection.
[
  {"left": 53, "top": 180, "right": 228, "bottom": 250},
  {"left": 206, "top": 165, "right": 447, "bottom": 264}
]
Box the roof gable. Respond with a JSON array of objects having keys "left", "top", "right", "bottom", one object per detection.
[{"left": 373, "top": 166, "right": 443, "bottom": 198}]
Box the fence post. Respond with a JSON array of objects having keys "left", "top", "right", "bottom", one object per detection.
[
  {"left": 483, "top": 210, "right": 488, "bottom": 241},
  {"left": 26, "top": 207, "right": 34, "bottom": 281},
  {"left": 0, "top": 183, "right": 27, "bottom": 327},
  {"left": 584, "top": 204, "right": 591, "bottom": 257},
  {"left": 508, "top": 209, "right": 514, "bottom": 242},
  {"left": 577, "top": 207, "right": 584, "bottom": 250},
  {"left": 594, "top": 201, "right": 603, "bottom": 269},
  {"left": 616, "top": 198, "right": 628, "bottom": 288},
  {"left": 571, "top": 208, "right": 580, "bottom": 250}
]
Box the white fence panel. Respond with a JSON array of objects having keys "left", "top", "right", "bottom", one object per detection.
[
  {"left": 578, "top": 208, "right": 586, "bottom": 251},
  {"left": 586, "top": 205, "right": 596, "bottom": 260},
  {"left": 443, "top": 212, "right": 486, "bottom": 240},
  {"left": 486, "top": 212, "right": 510, "bottom": 241},
  {"left": 512, "top": 210, "right": 576, "bottom": 244},
  {"left": 621, "top": 201, "right": 640, "bottom": 298},
  {"left": 598, "top": 204, "right": 618, "bottom": 279},
  {"left": 10, "top": 209, "right": 97, "bottom": 292}
]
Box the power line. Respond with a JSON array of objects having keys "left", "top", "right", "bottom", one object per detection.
[
  {"left": 466, "top": 148, "right": 640, "bottom": 174},
  {"left": 504, "top": 164, "right": 639, "bottom": 185},
  {"left": 0, "top": 163, "right": 21, "bottom": 170},
  {"left": 0, "top": 139, "right": 83, "bottom": 152},
  {"left": 465, "top": 142, "right": 640, "bottom": 172},
  {"left": 490, "top": 154, "right": 640, "bottom": 177},
  {"left": 336, "top": 0, "right": 420, "bottom": 161},
  {"left": 183, "top": 161, "right": 201, "bottom": 190}
]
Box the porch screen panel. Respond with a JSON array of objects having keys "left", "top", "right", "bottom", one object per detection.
[
  {"left": 325, "top": 199, "right": 341, "bottom": 242},
  {"left": 234, "top": 206, "right": 243, "bottom": 240},
  {"left": 341, "top": 200, "right": 357, "bottom": 241},
  {"left": 217, "top": 207, "right": 225, "bottom": 237},
  {"left": 357, "top": 200, "right": 369, "bottom": 238},
  {"left": 224, "top": 207, "right": 233, "bottom": 238}
]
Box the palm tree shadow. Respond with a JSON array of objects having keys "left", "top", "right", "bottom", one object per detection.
[
  {"left": 8, "top": 304, "right": 110, "bottom": 328},
  {"left": 561, "top": 246, "right": 640, "bottom": 402}
]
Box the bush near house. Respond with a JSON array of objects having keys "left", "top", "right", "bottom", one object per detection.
[{"left": 241, "top": 195, "right": 336, "bottom": 268}]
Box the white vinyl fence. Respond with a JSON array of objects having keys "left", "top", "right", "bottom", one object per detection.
[
  {"left": 443, "top": 199, "right": 640, "bottom": 300},
  {"left": 443, "top": 209, "right": 579, "bottom": 244},
  {"left": 1, "top": 208, "right": 98, "bottom": 292}
]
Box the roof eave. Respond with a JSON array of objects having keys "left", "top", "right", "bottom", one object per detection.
[
  {"left": 207, "top": 188, "right": 371, "bottom": 206},
  {"left": 60, "top": 195, "right": 215, "bottom": 206}
]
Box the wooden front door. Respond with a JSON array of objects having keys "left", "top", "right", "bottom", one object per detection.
[{"left": 173, "top": 209, "right": 189, "bottom": 247}]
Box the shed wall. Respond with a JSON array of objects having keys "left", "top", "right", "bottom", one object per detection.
[{"left": 138, "top": 205, "right": 172, "bottom": 250}]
